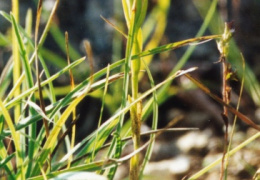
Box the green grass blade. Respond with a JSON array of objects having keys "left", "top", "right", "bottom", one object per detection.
[
  {"left": 28, "top": 160, "right": 116, "bottom": 180},
  {"left": 31, "top": 82, "right": 94, "bottom": 175},
  {"left": 0, "top": 153, "right": 15, "bottom": 169},
  {"left": 0, "top": 99, "right": 24, "bottom": 179},
  {"left": 31, "top": 107, "right": 72, "bottom": 175},
  {"left": 25, "top": 9, "right": 33, "bottom": 56},
  {"left": 38, "top": 55, "right": 57, "bottom": 104},
  {"left": 0, "top": 11, "right": 34, "bottom": 49},
  {"left": 172, "top": 0, "right": 218, "bottom": 73},
  {"left": 0, "top": 156, "right": 15, "bottom": 179},
  {"left": 193, "top": 0, "right": 260, "bottom": 107},
  {"left": 141, "top": 0, "right": 218, "bottom": 122},
  {"left": 5, "top": 57, "right": 85, "bottom": 109},
  {"left": 11, "top": 11, "right": 38, "bottom": 179},
  {"left": 139, "top": 59, "right": 158, "bottom": 178},
  {"left": 75, "top": 67, "right": 197, "bottom": 162},
  {"left": 10, "top": 13, "right": 34, "bottom": 89},
  {"left": 107, "top": 132, "right": 122, "bottom": 179},
  {"left": 57, "top": 68, "right": 196, "bottom": 172},
  {"left": 11, "top": 0, "right": 21, "bottom": 131},
  {"left": 140, "top": 0, "right": 170, "bottom": 72},
  {"left": 29, "top": 72, "right": 124, "bottom": 174},
  {"left": 91, "top": 64, "right": 111, "bottom": 161},
  {"left": 1, "top": 72, "right": 123, "bottom": 139}
]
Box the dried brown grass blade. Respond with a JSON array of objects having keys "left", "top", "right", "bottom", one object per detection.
[
  {"left": 84, "top": 40, "right": 95, "bottom": 84},
  {"left": 184, "top": 74, "right": 260, "bottom": 131},
  {"left": 100, "top": 15, "right": 128, "bottom": 38},
  {"left": 35, "top": 0, "right": 49, "bottom": 138}
]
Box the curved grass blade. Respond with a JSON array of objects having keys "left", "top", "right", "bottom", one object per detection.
[
  {"left": 2, "top": 29, "right": 217, "bottom": 133},
  {"left": 140, "top": 0, "right": 170, "bottom": 75},
  {"left": 81, "top": 34, "right": 221, "bottom": 90},
  {"left": 100, "top": 15, "right": 128, "bottom": 38},
  {"left": 0, "top": 0, "right": 60, "bottom": 103},
  {"left": 11, "top": 12, "right": 38, "bottom": 179},
  {"left": 0, "top": 149, "right": 15, "bottom": 179},
  {"left": 70, "top": 68, "right": 197, "bottom": 165},
  {"left": 91, "top": 64, "right": 111, "bottom": 162},
  {"left": 31, "top": 86, "right": 92, "bottom": 176},
  {"left": 0, "top": 153, "right": 15, "bottom": 169},
  {"left": 30, "top": 72, "right": 125, "bottom": 175},
  {"left": 139, "top": 0, "right": 218, "bottom": 138},
  {"left": 139, "top": 58, "right": 158, "bottom": 179},
  {"left": 2, "top": 72, "right": 124, "bottom": 138},
  {"left": 10, "top": 13, "right": 34, "bottom": 90},
  {"left": 5, "top": 57, "right": 85, "bottom": 109},
  {"left": 28, "top": 160, "right": 116, "bottom": 180}
]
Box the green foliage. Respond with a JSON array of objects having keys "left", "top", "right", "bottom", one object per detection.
[{"left": 0, "top": 0, "right": 259, "bottom": 180}]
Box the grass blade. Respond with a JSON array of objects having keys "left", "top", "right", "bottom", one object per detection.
[
  {"left": 11, "top": 0, "right": 21, "bottom": 125},
  {"left": 0, "top": 99, "right": 24, "bottom": 179},
  {"left": 184, "top": 74, "right": 260, "bottom": 131}
]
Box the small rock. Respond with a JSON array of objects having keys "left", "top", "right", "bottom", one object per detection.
[
  {"left": 176, "top": 131, "right": 208, "bottom": 153},
  {"left": 50, "top": 172, "right": 107, "bottom": 180},
  {"left": 143, "top": 155, "right": 190, "bottom": 179}
]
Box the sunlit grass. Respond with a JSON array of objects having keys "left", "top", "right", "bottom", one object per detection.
[{"left": 0, "top": 0, "right": 259, "bottom": 180}]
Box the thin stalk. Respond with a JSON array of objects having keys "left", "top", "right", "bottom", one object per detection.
[
  {"left": 34, "top": 0, "right": 51, "bottom": 174},
  {"left": 12, "top": 0, "right": 20, "bottom": 124},
  {"left": 10, "top": 11, "right": 37, "bottom": 179},
  {"left": 139, "top": 58, "right": 158, "bottom": 178},
  {"left": 220, "top": 54, "right": 229, "bottom": 180},
  {"left": 122, "top": 1, "right": 148, "bottom": 179},
  {"left": 217, "top": 22, "right": 233, "bottom": 180},
  {"left": 65, "top": 32, "right": 76, "bottom": 168},
  {"left": 140, "top": 0, "right": 170, "bottom": 77},
  {"left": 91, "top": 65, "right": 110, "bottom": 161},
  {"left": 11, "top": 0, "right": 24, "bottom": 178},
  {"left": 129, "top": 28, "right": 142, "bottom": 180},
  {"left": 107, "top": 0, "right": 146, "bottom": 178},
  {"left": 224, "top": 54, "right": 245, "bottom": 179},
  {"left": 35, "top": 0, "right": 49, "bottom": 139}
]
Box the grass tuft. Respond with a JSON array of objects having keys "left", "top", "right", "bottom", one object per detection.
[{"left": 0, "top": 1, "right": 259, "bottom": 180}]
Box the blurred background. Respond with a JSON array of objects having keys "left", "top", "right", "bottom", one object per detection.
[{"left": 0, "top": 0, "right": 260, "bottom": 179}]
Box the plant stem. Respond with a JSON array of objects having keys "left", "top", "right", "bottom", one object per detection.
[
  {"left": 12, "top": 0, "right": 20, "bottom": 124},
  {"left": 217, "top": 22, "right": 233, "bottom": 180},
  {"left": 130, "top": 28, "right": 142, "bottom": 180}
]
